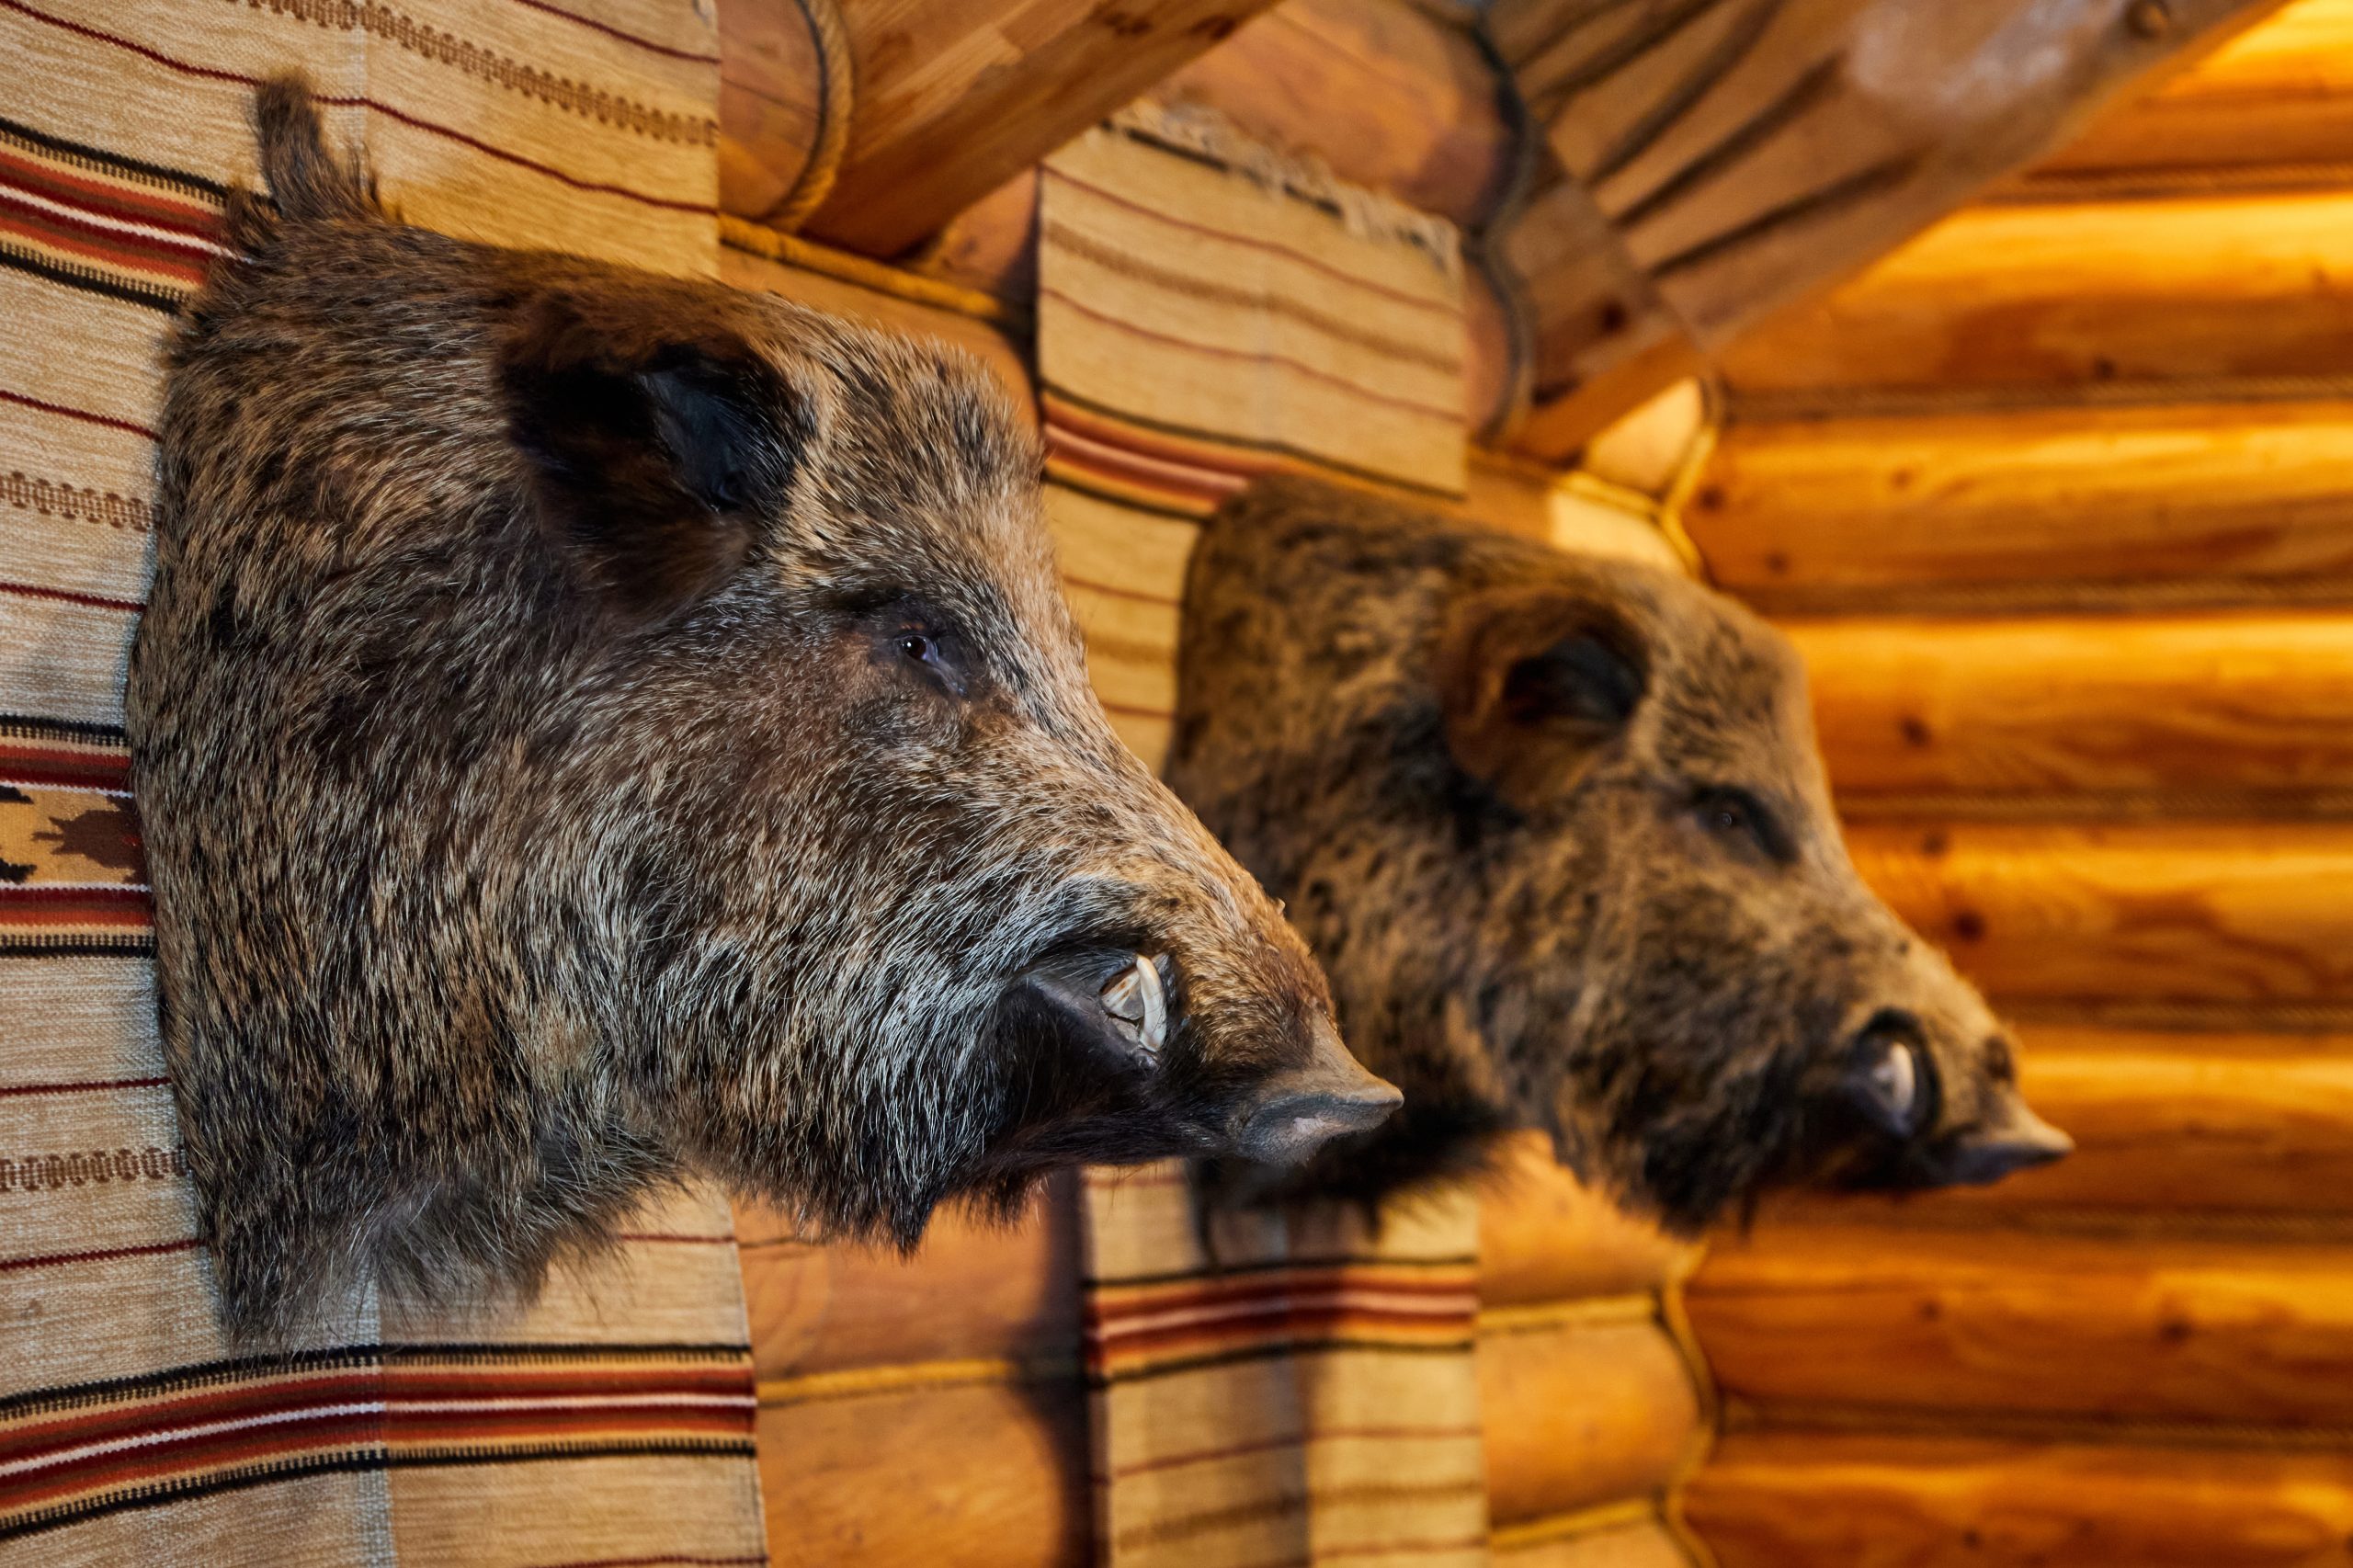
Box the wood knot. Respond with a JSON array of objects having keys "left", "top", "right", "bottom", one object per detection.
[{"left": 2126, "top": 0, "right": 2172, "bottom": 39}]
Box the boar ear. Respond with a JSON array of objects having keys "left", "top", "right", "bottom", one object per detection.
[
  {"left": 1437, "top": 587, "right": 1648, "bottom": 806},
  {"left": 501, "top": 297, "right": 808, "bottom": 630}
]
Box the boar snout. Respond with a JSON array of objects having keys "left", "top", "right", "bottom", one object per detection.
[
  {"left": 1231, "top": 1018, "right": 1404, "bottom": 1165},
  {"left": 1836, "top": 998, "right": 2073, "bottom": 1191}
]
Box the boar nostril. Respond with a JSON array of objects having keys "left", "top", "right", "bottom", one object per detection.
[{"left": 1100, "top": 954, "right": 1168, "bottom": 1058}]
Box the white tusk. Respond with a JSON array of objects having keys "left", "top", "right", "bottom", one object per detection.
[{"left": 1100, "top": 955, "right": 1168, "bottom": 1059}]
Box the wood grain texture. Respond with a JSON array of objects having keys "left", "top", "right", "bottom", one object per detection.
[
  {"left": 737, "top": 1176, "right": 1081, "bottom": 1380},
  {"left": 1480, "top": 1132, "right": 1701, "bottom": 1306},
  {"left": 1851, "top": 819, "right": 2353, "bottom": 1007},
  {"left": 1691, "top": 1221, "right": 2353, "bottom": 1427},
  {"left": 1773, "top": 1025, "right": 2353, "bottom": 1217},
  {"left": 1790, "top": 611, "right": 2353, "bottom": 808},
  {"left": 1687, "top": 1430, "right": 2353, "bottom": 1568},
  {"left": 1495, "top": 1516, "right": 1695, "bottom": 1568},
  {"left": 719, "top": 0, "right": 826, "bottom": 223},
  {"left": 1151, "top": 0, "right": 1513, "bottom": 225},
  {"left": 799, "top": 0, "right": 1282, "bottom": 256},
  {"left": 1719, "top": 191, "right": 2353, "bottom": 396},
  {"left": 758, "top": 1377, "right": 1090, "bottom": 1567},
  {"left": 1481, "top": 1313, "right": 1706, "bottom": 1525},
  {"left": 2025, "top": 0, "right": 2353, "bottom": 187},
  {"left": 1489, "top": 0, "right": 2289, "bottom": 349},
  {"left": 1688, "top": 402, "right": 2353, "bottom": 610}
]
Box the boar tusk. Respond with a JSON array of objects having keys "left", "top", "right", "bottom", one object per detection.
[{"left": 1101, "top": 955, "right": 1168, "bottom": 1059}]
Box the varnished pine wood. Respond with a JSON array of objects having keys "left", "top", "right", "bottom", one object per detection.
[
  {"left": 1687, "top": 402, "right": 2353, "bottom": 611},
  {"left": 2025, "top": 0, "right": 2353, "bottom": 187},
  {"left": 1491, "top": 0, "right": 2288, "bottom": 350},
  {"left": 1850, "top": 820, "right": 2353, "bottom": 1008},
  {"left": 1790, "top": 611, "right": 2353, "bottom": 808},
  {"left": 758, "top": 1377, "right": 1089, "bottom": 1566},
  {"left": 1495, "top": 1516, "right": 1695, "bottom": 1568},
  {"left": 722, "top": 0, "right": 1283, "bottom": 257},
  {"left": 1688, "top": 1430, "right": 2353, "bottom": 1568},
  {"left": 737, "top": 1176, "right": 1080, "bottom": 1380},
  {"left": 1720, "top": 190, "right": 2353, "bottom": 395},
  {"left": 1691, "top": 1221, "right": 2353, "bottom": 1427},
  {"left": 1482, "top": 1314, "right": 1706, "bottom": 1525},
  {"left": 1481, "top": 1132, "right": 1700, "bottom": 1305},
  {"left": 1152, "top": 0, "right": 1512, "bottom": 225}
]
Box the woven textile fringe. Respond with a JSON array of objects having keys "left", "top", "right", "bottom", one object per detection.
[
  {"left": 1106, "top": 100, "right": 1461, "bottom": 282},
  {"left": 1040, "top": 119, "right": 1486, "bottom": 1567},
  {"left": 0, "top": 3, "right": 766, "bottom": 1562}
]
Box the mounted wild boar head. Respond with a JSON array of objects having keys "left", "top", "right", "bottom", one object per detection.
[
  {"left": 128, "top": 82, "right": 1394, "bottom": 1340},
  {"left": 1166, "top": 476, "right": 2067, "bottom": 1231}
]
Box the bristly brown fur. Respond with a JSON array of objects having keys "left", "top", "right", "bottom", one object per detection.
[
  {"left": 131, "top": 79, "right": 1385, "bottom": 1341},
  {"left": 1170, "top": 477, "right": 2068, "bottom": 1230}
]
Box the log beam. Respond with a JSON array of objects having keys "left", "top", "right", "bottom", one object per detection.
[
  {"left": 1686, "top": 401, "right": 2353, "bottom": 613},
  {"left": 2022, "top": 0, "right": 2353, "bottom": 190},
  {"left": 1788, "top": 611, "right": 2353, "bottom": 810},
  {"left": 1850, "top": 820, "right": 2353, "bottom": 1010},
  {"left": 1482, "top": 1312, "right": 1707, "bottom": 1527},
  {"left": 1719, "top": 190, "right": 2353, "bottom": 399},
  {"left": 721, "top": 0, "right": 1286, "bottom": 257},
  {"left": 1480, "top": 1131, "right": 1701, "bottom": 1305},
  {"left": 1686, "top": 1430, "right": 2353, "bottom": 1568},
  {"left": 758, "top": 1378, "right": 1089, "bottom": 1567},
  {"left": 1690, "top": 1222, "right": 2353, "bottom": 1428},
  {"left": 1483, "top": 0, "right": 2291, "bottom": 457}
]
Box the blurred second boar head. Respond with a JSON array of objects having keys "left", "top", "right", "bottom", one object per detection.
[
  {"left": 1167, "top": 477, "right": 2067, "bottom": 1231},
  {"left": 127, "top": 81, "right": 1393, "bottom": 1340}
]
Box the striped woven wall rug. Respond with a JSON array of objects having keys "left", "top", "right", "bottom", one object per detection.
[
  {"left": 1039, "top": 109, "right": 1488, "bottom": 1568},
  {"left": 0, "top": 3, "right": 767, "bottom": 1563}
]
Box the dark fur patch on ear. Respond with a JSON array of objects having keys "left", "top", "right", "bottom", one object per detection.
[
  {"left": 502, "top": 301, "right": 801, "bottom": 630},
  {"left": 1438, "top": 588, "right": 1649, "bottom": 808}
]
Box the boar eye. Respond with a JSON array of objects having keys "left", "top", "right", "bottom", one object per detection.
[{"left": 1693, "top": 786, "right": 1787, "bottom": 862}]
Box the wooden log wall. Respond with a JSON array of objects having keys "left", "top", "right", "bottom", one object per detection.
[
  {"left": 1675, "top": 5, "right": 2353, "bottom": 1562},
  {"left": 717, "top": 236, "right": 1712, "bottom": 1566}
]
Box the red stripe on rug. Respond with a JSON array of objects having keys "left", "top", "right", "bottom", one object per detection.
[
  {"left": 0, "top": 578, "right": 142, "bottom": 612},
  {"left": 0, "top": 1077, "right": 167, "bottom": 1099},
  {"left": 0, "top": 1237, "right": 199, "bottom": 1275},
  {"left": 0, "top": 145, "right": 221, "bottom": 236},
  {"left": 0, "top": 387, "right": 156, "bottom": 441}
]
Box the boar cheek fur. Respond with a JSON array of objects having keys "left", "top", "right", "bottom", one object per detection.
[
  {"left": 128, "top": 82, "right": 1358, "bottom": 1340},
  {"left": 1167, "top": 477, "right": 2056, "bottom": 1230}
]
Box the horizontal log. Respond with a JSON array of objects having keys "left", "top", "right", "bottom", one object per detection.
[
  {"left": 1789, "top": 611, "right": 2353, "bottom": 807},
  {"left": 737, "top": 1176, "right": 1080, "bottom": 1380},
  {"left": 758, "top": 1375, "right": 1088, "bottom": 1567},
  {"left": 1151, "top": 0, "right": 1512, "bottom": 227},
  {"left": 1686, "top": 1430, "right": 2353, "bottom": 1568},
  {"left": 1481, "top": 1312, "right": 1705, "bottom": 1526},
  {"left": 721, "top": 0, "right": 1283, "bottom": 256},
  {"left": 1689, "top": 1221, "right": 2353, "bottom": 1428},
  {"left": 1488, "top": 0, "right": 2282, "bottom": 352},
  {"left": 1495, "top": 1514, "right": 1693, "bottom": 1568},
  {"left": 1777, "top": 1024, "right": 2353, "bottom": 1218},
  {"left": 1687, "top": 401, "right": 2353, "bottom": 611},
  {"left": 2026, "top": 0, "right": 2353, "bottom": 186},
  {"left": 1851, "top": 820, "right": 2353, "bottom": 1007},
  {"left": 1480, "top": 1132, "right": 1701, "bottom": 1307},
  {"left": 1720, "top": 190, "right": 2353, "bottom": 396}
]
